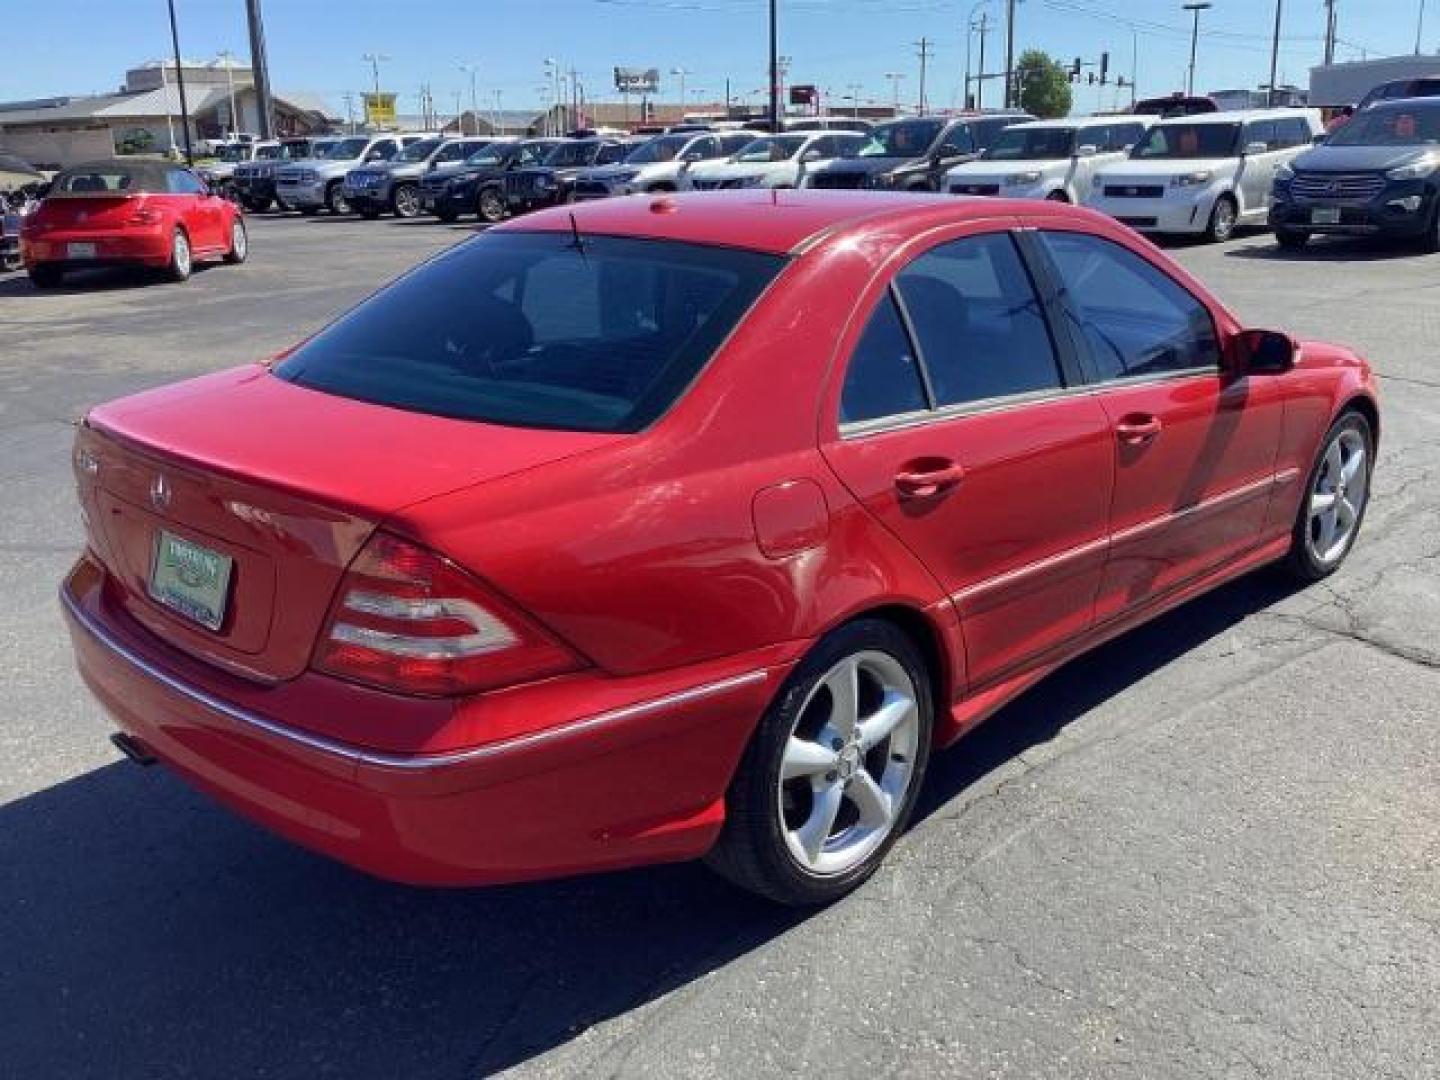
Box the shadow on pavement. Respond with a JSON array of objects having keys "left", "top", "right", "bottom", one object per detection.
[
  {"left": 1222, "top": 234, "right": 1425, "bottom": 263},
  {"left": 0, "top": 265, "right": 202, "bottom": 296},
  {"left": 3, "top": 570, "right": 1305, "bottom": 1078}
]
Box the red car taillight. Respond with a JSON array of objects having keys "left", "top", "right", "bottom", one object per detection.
[
  {"left": 127, "top": 208, "right": 161, "bottom": 226},
  {"left": 313, "top": 532, "right": 583, "bottom": 697}
]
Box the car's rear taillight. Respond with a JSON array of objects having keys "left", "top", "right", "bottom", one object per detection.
[
  {"left": 313, "top": 531, "right": 582, "bottom": 696},
  {"left": 126, "top": 205, "right": 161, "bottom": 226}
]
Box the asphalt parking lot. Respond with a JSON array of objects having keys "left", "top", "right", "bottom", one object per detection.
[{"left": 2, "top": 211, "right": 1436, "bottom": 1079}]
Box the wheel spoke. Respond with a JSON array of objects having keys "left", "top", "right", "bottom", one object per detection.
[
  {"left": 1317, "top": 507, "right": 1339, "bottom": 553},
  {"left": 1310, "top": 489, "right": 1337, "bottom": 516},
  {"left": 1341, "top": 445, "right": 1365, "bottom": 486},
  {"left": 823, "top": 658, "right": 860, "bottom": 738},
  {"left": 1324, "top": 441, "right": 1343, "bottom": 485},
  {"left": 795, "top": 781, "right": 844, "bottom": 862},
  {"left": 847, "top": 771, "right": 893, "bottom": 830},
  {"left": 783, "top": 737, "right": 837, "bottom": 780},
  {"left": 1337, "top": 495, "right": 1358, "bottom": 531},
  {"left": 856, "top": 693, "right": 915, "bottom": 752}
]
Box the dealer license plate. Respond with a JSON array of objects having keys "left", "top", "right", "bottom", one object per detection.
[
  {"left": 67, "top": 242, "right": 97, "bottom": 259},
  {"left": 148, "top": 530, "right": 233, "bottom": 631},
  {"left": 1311, "top": 207, "right": 1342, "bottom": 226}
]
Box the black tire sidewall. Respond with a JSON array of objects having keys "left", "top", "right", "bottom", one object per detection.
[
  {"left": 1208, "top": 195, "right": 1238, "bottom": 242},
  {"left": 168, "top": 228, "right": 191, "bottom": 282},
  {"left": 1287, "top": 410, "right": 1374, "bottom": 580},
  {"left": 713, "top": 619, "right": 934, "bottom": 905}
]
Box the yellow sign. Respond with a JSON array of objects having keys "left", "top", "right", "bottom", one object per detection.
[{"left": 363, "top": 92, "right": 397, "bottom": 127}]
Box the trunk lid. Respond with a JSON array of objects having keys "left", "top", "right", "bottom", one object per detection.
[
  {"left": 81, "top": 364, "right": 618, "bottom": 682},
  {"left": 36, "top": 194, "right": 147, "bottom": 232}
]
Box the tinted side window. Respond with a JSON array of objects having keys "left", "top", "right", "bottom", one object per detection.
[
  {"left": 938, "top": 125, "right": 975, "bottom": 155},
  {"left": 167, "top": 169, "right": 205, "bottom": 194},
  {"left": 435, "top": 143, "right": 467, "bottom": 162},
  {"left": 1111, "top": 123, "right": 1146, "bottom": 150},
  {"left": 1039, "top": 231, "right": 1219, "bottom": 381},
  {"left": 896, "top": 234, "right": 1062, "bottom": 407},
  {"left": 596, "top": 143, "right": 628, "bottom": 164},
  {"left": 1243, "top": 121, "right": 1276, "bottom": 151},
  {"left": 1280, "top": 118, "right": 1311, "bottom": 147},
  {"left": 839, "top": 294, "right": 930, "bottom": 424}
]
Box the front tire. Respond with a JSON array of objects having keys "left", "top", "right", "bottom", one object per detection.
[
  {"left": 476, "top": 185, "right": 507, "bottom": 224},
  {"left": 707, "top": 619, "right": 933, "bottom": 906},
  {"left": 324, "top": 181, "right": 349, "bottom": 215},
  {"left": 1205, "top": 194, "right": 1239, "bottom": 243},
  {"left": 1283, "top": 410, "right": 1374, "bottom": 581},
  {"left": 223, "top": 218, "right": 248, "bottom": 264},
  {"left": 165, "top": 227, "right": 192, "bottom": 282},
  {"left": 392, "top": 182, "right": 420, "bottom": 219}
]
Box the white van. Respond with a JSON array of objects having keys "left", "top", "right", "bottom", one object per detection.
[
  {"left": 944, "top": 115, "right": 1154, "bottom": 203},
  {"left": 1084, "top": 108, "right": 1324, "bottom": 241}
]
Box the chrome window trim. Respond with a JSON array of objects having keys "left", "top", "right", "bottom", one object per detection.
[{"left": 61, "top": 586, "right": 768, "bottom": 773}]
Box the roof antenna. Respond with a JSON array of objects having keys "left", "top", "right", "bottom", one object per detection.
[{"left": 566, "top": 210, "right": 588, "bottom": 255}]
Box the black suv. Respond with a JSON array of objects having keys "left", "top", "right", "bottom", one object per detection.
[
  {"left": 804, "top": 113, "right": 1033, "bottom": 191},
  {"left": 503, "top": 139, "right": 636, "bottom": 216},
  {"left": 420, "top": 139, "right": 567, "bottom": 223},
  {"left": 1271, "top": 98, "right": 1440, "bottom": 250}
]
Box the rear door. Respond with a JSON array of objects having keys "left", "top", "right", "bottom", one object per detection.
[
  {"left": 1029, "top": 226, "right": 1284, "bottom": 621},
  {"left": 167, "top": 167, "right": 221, "bottom": 250},
  {"left": 821, "top": 222, "right": 1114, "bottom": 689}
]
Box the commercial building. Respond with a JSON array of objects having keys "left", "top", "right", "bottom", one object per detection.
[
  {"left": 1310, "top": 53, "right": 1440, "bottom": 105},
  {"left": 0, "top": 60, "right": 339, "bottom": 168}
]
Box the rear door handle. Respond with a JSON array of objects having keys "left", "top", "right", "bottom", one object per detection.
[
  {"left": 1115, "top": 414, "right": 1163, "bottom": 445},
  {"left": 895, "top": 459, "right": 966, "bottom": 499}
]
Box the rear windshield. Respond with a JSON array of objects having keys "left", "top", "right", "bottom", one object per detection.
[{"left": 274, "top": 232, "right": 786, "bottom": 433}]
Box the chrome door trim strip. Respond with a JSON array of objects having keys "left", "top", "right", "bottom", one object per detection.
[{"left": 61, "top": 586, "right": 768, "bottom": 773}]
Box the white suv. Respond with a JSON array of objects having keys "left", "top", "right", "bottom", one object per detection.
[
  {"left": 944, "top": 116, "right": 1154, "bottom": 203},
  {"left": 686, "top": 131, "right": 867, "bottom": 190},
  {"left": 572, "top": 131, "right": 755, "bottom": 199},
  {"left": 1084, "top": 108, "right": 1324, "bottom": 241}
]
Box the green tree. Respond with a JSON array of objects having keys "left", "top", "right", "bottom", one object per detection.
[{"left": 1014, "top": 50, "right": 1073, "bottom": 119}]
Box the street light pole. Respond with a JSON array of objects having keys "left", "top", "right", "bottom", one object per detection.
[
  {"left": 1003, "top": 0, "right": 1018, "bottom": 109},
  {"left": 964, "top": 0, "right": 990, "bottom": 111},
  {"left": 1418, "top": 0, "right": 1428, "bottom": 54},
  {"left": 768, "top": 0, "right": 780, "bottom": 130},
  {"left": 671, "top": 66, "right": 690, "bottom": 116},
  {"left": 1183, "top": 3, "right": 1212, "bottom": 97},
  {"left": 165, "top": 0, "right": 193, "bottom": 164},
  {"left": 884, "top": 71, "right": 905, "bottom": 115},
  {"left": 216, "top": 50, "right": 239, "bottom": 136},
  {"left": 459, "top": 63, "right": 481, "bottom": 135},
  {"left": 1267, "top": 0, "right": 1284, "bottom": 106}
]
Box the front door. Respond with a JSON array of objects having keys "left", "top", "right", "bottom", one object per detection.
[
  {"left": 1030, "top": 226, "right": 1285, "bottom": 621},
  {"left": 821, "top": 225, "right": 1114, "bottom": 690}
]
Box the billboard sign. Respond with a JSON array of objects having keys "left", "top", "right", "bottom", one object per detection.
[
  {"left": 614, "top": 67, "right": 661, "bottom": 94},
  {"left": 363, "top": 92, "right": 397, "bottom": 127}
]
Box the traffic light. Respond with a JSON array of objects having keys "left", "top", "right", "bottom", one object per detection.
[
  {"left": 1100, "top": 52, "right": 1110, "bottom": 85},
  {"left": 1070, "top": 57, "right": 1082, "bottom": 83}
]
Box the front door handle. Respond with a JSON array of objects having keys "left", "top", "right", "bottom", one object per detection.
[
  {"left": 1115, "top": 413, "right": 1163, "bottom": 446},
  {"left": 895, "top": 459, "right": 966, "bottom": 499}
]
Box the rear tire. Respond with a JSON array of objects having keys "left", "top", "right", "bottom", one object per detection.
[
  {"left": 1205, "top": 194, "right": 1239, "bottom": 243},
  {"left": 165, "top": 228, "right": 192, "bottom": 282},
  {"left": 1276, "top": 228, "right": 1311, "bottom": 250},
  {"left": 706, "top": 619, "right": 934, "bottom": 906},
  {"left": 28, "top": 264, "right": 62, "bottom": 288},
  {"left": 1282, "top": 410, "right": 1373, "bottom": 582}
]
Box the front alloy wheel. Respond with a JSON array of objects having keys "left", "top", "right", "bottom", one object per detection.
[
  {"left": 707, "top": 619, "right": 933, "bottom": 905},
  {"left": 477, "top": 186, "right": 507, "bottom": 223},
  {"left": 1285, "top": 411, "right": 1373, "bottom": 580},
  {"left": 392, "top": 183, "right": 420, "bottom": 218}
]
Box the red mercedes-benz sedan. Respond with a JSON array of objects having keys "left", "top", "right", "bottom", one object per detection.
[
  {"left": 24, "top": 159, "right": 247, "bottom": 287},
  {"left": 61, "top": 192, "right": 1378, "bottom": 904}
]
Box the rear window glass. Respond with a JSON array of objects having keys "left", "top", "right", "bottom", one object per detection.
[{"left": 275, "top": 233, "right": 785, "bottom": 433}]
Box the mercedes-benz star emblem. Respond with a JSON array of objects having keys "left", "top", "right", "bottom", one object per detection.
[{"left": 150, "top": 474, "right": 172, "bottom": 512}]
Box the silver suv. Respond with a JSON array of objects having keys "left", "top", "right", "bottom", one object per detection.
[
  {"left": 276, "top": 134, "right": 425, "bottom": 215},
  {"left": 343, "top": 136, "right": 492, "bottom": 219}
]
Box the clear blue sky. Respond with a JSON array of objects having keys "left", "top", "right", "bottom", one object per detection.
[{"left": 1, "top": 0, "right": 1432, "bottom": 116}]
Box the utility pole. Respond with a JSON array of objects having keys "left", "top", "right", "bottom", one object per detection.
[
  {"left": 976, "top": 12, "right": 990, "bottom": 109},
  {"left": 1003, "top": 0, "right": 1018, "bottom": 109},
  {"left": 914, "top": 37, "right": 934, "bottom": 113},
  {"left": 768, "top": 0, "right": 780, "bottom": 130},
  {"left": 165, "top": 0, "right": 193, "bottom": 164},
  {"left": 671, "top": 66, "right": 690, "bottom": 116},
  {"left": 362, "top": 53, "right": 388, "bottom": 97},
  {"left": 244, "top": 0, "right": 274, "bottom": 139},
  {"left": 963, "top": 0, "right": 990, "bottom": 111},
  {"left": 884, "top": 71, "right": 905, "bottom": 115},
  {"left": 342, "top": 91, "right": 355, "bottom": 135},
  {"left": 1267, "top": 0, "right": 1284, "bottom": 106},
  {"left": 1417, "top": 0, "right": 1428, "bottom": 55},
  {"left": 569, "top": 66, "right": 581, "bottom": 129},
  {"left": 1183, "top": 3, "right": 1212, "bottom": 97},
  {"left": 1323, "top": 0, "right": 1337, "bottom": 65}
]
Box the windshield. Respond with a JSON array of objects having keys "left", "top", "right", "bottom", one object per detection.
[
  {"left": 217, "top": 145, "right": 249, "bottom": 162},
  {"left": 733, "top": 135, "right": 807, "bottom": 162},
  {"left": 625, "top": 135, "right": 687, "bottom": 163},
  {"left": 1328, "top": 105, "right": 1440, "bottom": 146},
  {"left": 396, "top": 139, "right": 442, "bottom": 162},
  {"left": 984, "top": 127, "right": 1076, "bottom": 161},
  {"left": 317, "top": 138, "right": 369, "bottom": 160},
  {"left": 858, "top": 120, "right": 943, "bottom": 158},
  {"left": 274, "top": 233, "right": 785, "bottom": 434},
  {"left": 543, "top": 141, "right": 598, "bottom": 167},
  {"left": 1131, "top": 123, "right": 1240, "bottom": 159},
  {"left": 256, "top": 144, "right": 287, "bottom": 160}
]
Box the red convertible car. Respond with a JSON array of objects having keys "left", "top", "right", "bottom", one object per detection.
[
  {"left": 60, "top": 192, "right": 1377, "bottom": 905},
  {"left": 23, "top": 159, "right": 247, "bottom": 287}
]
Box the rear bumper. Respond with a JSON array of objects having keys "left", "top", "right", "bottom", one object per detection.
[
  {"left": 24, "top": 229, "right": 171, "bottom": 268},
  {"left": 61, "top": 557, "right": 786, "bottom": 886}
]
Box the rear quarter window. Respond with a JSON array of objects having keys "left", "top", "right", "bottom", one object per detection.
[{"left": 274, "top": 233, "right": 785, "bottom": 433}]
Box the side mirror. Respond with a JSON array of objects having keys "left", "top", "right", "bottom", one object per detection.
[
  {"left": 1243, "top": 140, "right": 1270, "bottom": 156},
  {"left": 1231, "top": 329, "right": 1297, "bottom": 376},
  {"left": 1076, "top": 144, "right": 1099, "bottom": 158}
]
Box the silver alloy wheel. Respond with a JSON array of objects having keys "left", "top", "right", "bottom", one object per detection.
[
  {"left": 329, "top": 184, "right": 350, "bottom": 214},
  {"left": 777, "top": 651, "right": 921, "bottom": 876},
  {"left": 231, "top": 220, "right": 247, "bottom": 259},
  {"left": 1306, "top": 427, "right": 1369, "bottom": 568},
  {"left": 394, "top": 184, "right": 419, "bottom": 217},
  {"left": 1212, "top": 197, "right": 1237, "bottom": 240},
  {"left": 173, "top": 231, "right": 191, "bottom": 276}
]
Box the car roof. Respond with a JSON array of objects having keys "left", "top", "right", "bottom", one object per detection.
[
  {"left": 495, "top": 189, "right": 1069, "bottom": 255},
  {"left": 1365, "top": 96, "right": 1440, "bottom": 110},
  {"left": 1154, "top": 107, "right": 1318, "bottom": 125},
  {"left": 1007, "top": 115, "right": 1149, "bottom": 130}
]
